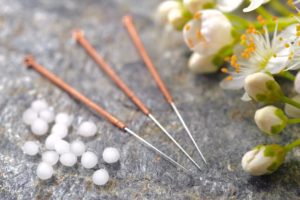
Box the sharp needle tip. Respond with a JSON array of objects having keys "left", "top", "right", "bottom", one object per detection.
[
  {"left": 148, "top": 114, "right": 202, "bottom": 171},
  {"left": 170, "top": 103, "right": 208, "bottom": 166}
]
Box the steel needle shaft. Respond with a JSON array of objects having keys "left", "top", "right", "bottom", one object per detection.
[
  {"left": 23, "top": 55, "right": 188, "bottom": 172},
  {"left": 73, "top": 30, "right": 202, "bottom": 171},
  {"left": 122, "top": 15, "right": 207, "bottom": 165}
]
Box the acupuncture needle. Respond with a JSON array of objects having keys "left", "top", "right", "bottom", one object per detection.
[
  {"left": 73, "top": 30, "right": 202, "bottom": 171},
  {"left": 123, "top": 15, "right": 207, "bottom": 165},
  {"left": 23, "top": 55, "right": 188, "bottom": 172}
]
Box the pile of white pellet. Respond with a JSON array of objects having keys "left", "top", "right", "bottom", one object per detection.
[{"left": 22, "top": 99, "right": 120, "bottom": 186}]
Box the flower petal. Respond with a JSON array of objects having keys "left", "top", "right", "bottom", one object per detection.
[
  {"left": 220, "top": 75, "right": 245, "bottom": 90},
  {"left": 241, "top": 92, "right": 252, "bottom": 101},
  {"left": 243, "top": 0, "right": 265, "bottom": 12},
  {"left": 217, "top": 0, "right": 244, "bottom": 12}
]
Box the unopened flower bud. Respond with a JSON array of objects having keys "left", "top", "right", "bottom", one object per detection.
[
  {"left": 244, "top": 72, "right": 283, "bottom": 104},
  {"left": 254, "top": 106, "right": 287, "bottom": 135},
  {"left": 183, "top": 9, "right": 233, "bottom": 56},
  {"left": 183, "top": 0, "right": 211, "bottom": 14},
  {"left": 167, "top": 7, "right": 189, "bottom": 30},
  {"left": 188, "top": 52, "right": 217, "bottom": 74},
  {"left": 294, "top": 71, "right": 300, "bottom": 94},
  {"left": 285, "top": 95, "right": 300, "bottom": 118},
  {"left": 157, "top": 1, "right": 181, "bottom": 23},
  {"left": 242, "top": 144, "right": 286, "bottom": 176}
]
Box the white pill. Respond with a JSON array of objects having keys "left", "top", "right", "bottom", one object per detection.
[
  {"left": 77, "top": 121, "right": 97, "bottom": 137},
  {"left": 42, "top": 151, "right": 59, "bottom": 166},
  {"left": 45, "top": 134, "right": 61, "bottom": 150},
  {"left": 39, "top": 109, "right": 54, "bottom": 123},
  {"left": 31, "top": 118, "right": 48, "bottom": 136},
  {"left": 70, "top": 140, "right": 86, "bottom": 156},
  {"left": 55, "top": 112, "right": 73, "bottom": 127},
  {"left": 31, "top": 99, "right": 48, "bottom": 112},
  {"left": 22, "top": 141, "right": 39, "bottom": 156},
  {"left": 60, "top": 152, "right": 77, "bottom": 167},
  {"left": 51, "top": 123, "right": 68, "bottom": 138},
  {"left": 102, "top": 147, "right": 120, "bottom": 164},
  {"left": 81, "top": 151, "right": 98, "bottom": 169},
  {"left": 36, "top": 162, "right": 53, "bottom": 180},
  {"left": 22, "top": 109, "right": 38, "bottom": 125},
  {"left": 92, "top": 169, "right": 109, "bottom": 186},
  {"left": 54, "top": 140, "right": 70, "bottom": 154}
]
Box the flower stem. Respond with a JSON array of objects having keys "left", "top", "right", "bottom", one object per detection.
[
  {"left": 285, "top": 138, "right": 300, "bottom": 152},
  {"left": 256, "top": 6, "right": 273, "bottom": 19},
  {"left": 287, "top": 118, "right": 300, "bottom": 124},
  {"left": 253, "top": 17, "right": 298, "bottom": 31},
  {"left": 270, "top": 0, "right": 292, "bottom": 17},
  {"left": 281, "top": 95, "right": 300, "bottom": 109},
  {"left": 277, "top": 71, "right": 296, "bottom": 81},
  {"left": 225, "top": 13, "right": 251, "bottom": 30}
]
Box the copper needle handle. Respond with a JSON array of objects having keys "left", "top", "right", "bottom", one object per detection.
[
  {"left": 73, "top": 30, "right": 202, "bottom": 171},
  {"left": 122, "top": 15, "right": 174, "bottom": 104},
  {"left": 24, "top": 55, "right": 126, "bottom": 130},
  {"left": 122, "top": 15, "right": 208, "bottom": 165},
  {"left": 72, "top": 30, "right": 150, "bottom": 115}
]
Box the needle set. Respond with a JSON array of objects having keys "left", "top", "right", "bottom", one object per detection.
[{"left": 23, "top": 15, "right": 206, "bottom": 173}]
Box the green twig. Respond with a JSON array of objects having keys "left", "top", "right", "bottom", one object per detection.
[
  {"left": 277, "top": 71, "right": 296, "bottom": 81},
  {"left": 285, "top": 138, "right": 300, "bottom": 152},
  {"left": 287, "top": 118, "right": 300, "bottom": 124},
  {"left": 280, "top": 96, "right": 300, "bottom": 110}
]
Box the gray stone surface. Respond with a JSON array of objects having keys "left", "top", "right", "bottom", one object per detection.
[{"left": 1, "top": 0, "right": 300, "bottom": 199}]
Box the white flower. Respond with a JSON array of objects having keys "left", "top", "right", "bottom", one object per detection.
[
  {"left": 157, "top": 1, "right": 181, "bottom": 23},
  {"left": 188, "top": 52, "right": 217, "bottom": 73},
  {"left": 254, "top": 106, "right": 287, "bottom": 135},
  {"left": 285, "top": 94, "right": 300, "bottom": 118},
  {"left": 288, "top": 0, "right": 300, "bottom": 12},
  {"left": 270, "top": 23, "right": 300, "bottom": 71},
  {"left": 183, "top": 9, "right": 233, "bottom": 56},
  {"left": 220, "top": 23, "right": 295, "bottom": 91},
  {"left": 244, "top": 72, "right": 283, "bottom": 103},
  {"left": 242, "top": 144, "right": 286, "bottom": 176},
  {"left": 243, "top": 0, "right": 271, "bottom": 12}
]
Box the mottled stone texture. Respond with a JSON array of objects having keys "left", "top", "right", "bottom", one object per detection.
[{"left": 0, "top": 0, "right": 300, "bottom": 199}]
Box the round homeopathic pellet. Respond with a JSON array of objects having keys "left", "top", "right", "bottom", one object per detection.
[
  {"left": 55, "top": 112, "right": 73, "bottom": 127},
  {"left": 92, "top": 169, "right": 109, "bottom": 186},
  {"left": 77, "top": 121, "right": 97, "bottom": 137},
  {"left": 45, "top": 134, "right": 61, "bottom": 150},
  {"left": 81, "top": 151, "right": 98, "bottom": 169},
  {"left": 31, "top": 100, "right": 48, "bottom": 112},
  {"left": 54, "top": 140, "right": 70, "bottom": 154},
  {"left": 39, "top": 109, "right": 54, "bottom": 123},
  {"left": 102, "top": 147, "right": 120, "bottom": 164},
  {"left": 51, "top": 123, "right": 68, "bottom": 138},
  {"left": 31, "top": 118, "right": 49, "bottom": 136},
  {"left": 36, "top": 162, "right": 53, "bottom": 180},
  {"left": 42, "top": 151, "right": 59, "bottom": 166},
  {"left": 70, "top": 140, "right": 86, "bottom": 156},
  {"left": 22, "top": 141, "right": 39, "bottom": 156},
  {"left": 60, "top": 152, "right": 77, "bottom": 167},
  {"left": 22, "top": 109, "right": 38, "bottom": 125}
]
